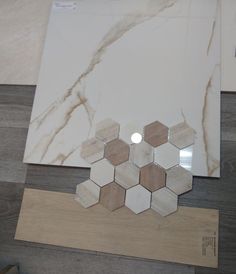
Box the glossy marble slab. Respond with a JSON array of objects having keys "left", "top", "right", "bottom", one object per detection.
[{"left": 24, "top": 0, "right": 221, "bottom": 177}]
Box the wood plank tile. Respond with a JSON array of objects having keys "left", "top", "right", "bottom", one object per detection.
[{"left": 15, "top": 188, "right": 219, "bottom": 268}]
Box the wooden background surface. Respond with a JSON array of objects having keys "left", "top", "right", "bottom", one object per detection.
[{"left": 0, "top": 85, "right": 236, "bottom": 273}]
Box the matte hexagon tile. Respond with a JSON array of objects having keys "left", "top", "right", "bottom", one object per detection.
[
  {"left": 95, "top": 119, "right": 120, "bottom": 143},
  {"left": 169, "top": 122, "right": 195, "bottom": 149},
  {"left": 129, "top": 141, "right": 154, "bottom": 168},
  {"left": 100, "top": 182, "right": 125, "bottom": 211},
  {"left": 151, "top": 187, "right": 178, "bottom": 217},
  {"left": 80, "top": 137, "right": 104, "bottom": 164},
  {"left": 125, "top": 185, "right": 151, "bottom": 214},
  {"left": 115, "top": 161, "right": 140, "bottom": 189},
  {"left": 90, "top": 159, "right": 114, "bottom": 187},
  {"left": 104, "top": 139, "right": 130, "bottom": 166},
  {"left": 166, "top": 165, "right": 193, "bottom": 195},
  {"left": 140, "top": 163, "right": 166, "bottom": 192},
  {"left": 119, "top": 122, "right": 144, "bottom": 144},
  {"left": 144, "top": 121, "right": 168, "bottom": 147},
  {"left": 154, "top": 143, "right": 180, "bottom": 169},
  {"left": 75, "top": 180, "right": 100, "bottom": 208}
]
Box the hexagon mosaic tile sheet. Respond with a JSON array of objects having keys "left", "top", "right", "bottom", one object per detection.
[{"left": 75, "top": 119, "right": 195, "bottom": 217}]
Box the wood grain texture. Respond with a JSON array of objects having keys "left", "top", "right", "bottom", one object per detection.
[
  {"left": 15, "top": 188, "right": 218, "bottom": 268},
  {"left": 144, "top": 121, "right": 168, "bottom": 147}
]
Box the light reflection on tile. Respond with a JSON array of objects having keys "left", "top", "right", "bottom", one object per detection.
[{"left": 179, "top": 146, "right": 193, "bottom": 172}]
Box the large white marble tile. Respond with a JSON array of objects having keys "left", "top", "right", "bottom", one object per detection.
[
  {"left": 24, "top": 0, "right": 221, "bottom": 177},
  {"left": 221, "top": 0, "right": 236, "bottom": 92},
  {"left": 0, "top": 0, "right": 52, "bottom": 85}
]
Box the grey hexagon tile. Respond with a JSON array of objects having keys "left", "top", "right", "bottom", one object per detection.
[
  {"left": 100, "top": 182, "right": 125, "bottom": 211},
  {"left": 166, "top": 165, "right": 193, "bottom": 195},
  {"left": 129, "top": 141, "right": 154, "bottom": 168},
  {"left": 154, "top": 143, "right": 180, "bottom": 169},
  {"left": 119, "top": 122, "right": 144, "bottom": 144},
  {"left": 151, "top": 187, "right": 178, "bottom": 217},
  {"left": 140, "top": 163, "right": 166, "bottom": 192},
  {"left": 104, "top": 139, "right": 130, "bottom": 166},
  {"left": 80, "top": 137, "right": 104, "bottom": 164},
  {"left": 115, "top": 161, "right": 140, "bottom": 189},
  {"left": 144, "top": 121, "right": 168, "bottom": 147},
  {"left": 179, "top": 145, "right": 193, "bottom": 171},
  {"left": 75, "top": 179, "right": 100, "bottom": 208},
  {"left": 95, "top": 118, "right": 120, "bottom": 143},
  {"left": 125, "top": 185, "right": 151, "bottom": 214},
  {"left": 90, "top": 159, "right": 114, "bottom": 187},
  {"left": 169, "top": 122, "right": 195, "bottom": 149}
]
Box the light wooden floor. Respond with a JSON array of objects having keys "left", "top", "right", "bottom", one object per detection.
[{"left": 0, "top": 85, "right": 236, "bottom": 274}]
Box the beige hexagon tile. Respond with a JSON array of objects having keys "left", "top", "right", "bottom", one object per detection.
[
  {"left": 125, "top": 185, "right": 151, "bottom": 214},
  {"left": 80, "top": 137, "right": 104, "bottom": 164},
  {"left": 140, "top": 163, "right": 166, "bottom": 192},
  {"left": 100, "top": 182, "right": 125, "bottom": 211},
  {"left": 95, "top": 119, "right": 120, "bottom": 143},
  {"left": 104, "top": 139, "right": 130, "bottom": 166},
  {"left": 151, "top": 187, "right": 178, "bottom": 217},
  {"left": 75, "top": 180, "right": 100, "bottom": 208},
  {"left": 119, "top": 122, "right": 144, "bottom": 144},
  {"left": 166, "top": 165, "right": 193, "bottom": 195},
  {"left": 144, "top": 121, "right": 169, "bottom": 147},
  {"left": 115, "top": 161, "right": 140, "bottom": 189},
  {"left": 129, "top": 141, "right": 154, "bottom": 168},
  {"left": 90, "top": 159, "right": 114, "bottom": 187},
  {"left": 154, "top": 143, "right": 180, "bottom": 169},
  {"left": 169, "top": 122, "right": 195, "bottom": 149}
]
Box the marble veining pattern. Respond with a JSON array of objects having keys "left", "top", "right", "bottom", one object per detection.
[{"left": 24, "top": 0, "right": 221, "bottom": 177}]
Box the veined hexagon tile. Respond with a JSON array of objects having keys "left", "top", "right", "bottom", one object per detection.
[
  {"left": 169, "top": 122, "right": 195, "bottom": 149},
  {"left": 144, "top": 121, "right": 168, "bottom": 147},
  {"left": 90, "top": 159, "right": 114, "bottom": 187},
  {"left": 166, "top": 165, "right": 192, "bottom": 195},
  {"left": 154, "top": 143, "right": 180, "bottom": 169},
  {"left": 95, "top": 119, "right": 120, "bottom": 143},
  {"left": 125, "top": 185, "right": 151, "bottom": 214},
  {"left": 151, "top": 187, "right": 178, "bottom": 217},
  {"left": 104, "top": 139, "right": 130, "bottom": 166},
  {"left": 100, "top": 182, "right": 125, "bottom": 211},
  {"left": 115, "top": 161, "right": 140, "bottom": 189},
  {"left": 75, "top": 180, "right": 100, "bottom": 208},
  {"left": 140, "top": 163, "right": 166, "bottom": 192},
  {"left": 119, "top": 122, "right": 144, "bottom": 144},
  {"left": 130, "top": 141, "right": 154, "bottom": 168},
  {"left": 80, "top": 137, "right": 104, "bottom": 164}
]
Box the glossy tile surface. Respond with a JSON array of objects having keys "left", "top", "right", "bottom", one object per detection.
[
  {"left": 100, "top": 182, "right": 125, "bottom": 211},
  {"left": 80, "top": 138, "right": 104, "bottom": 164},
  {"left": 166, "top": 165, "right": 192, "bottom": 195},
  {"left": 129, "top": 141, "right": 154, "bottom": 168},
  {"left": 95, "top": 118, "right": 120, "bottom": 143},
  {"left": 140, "top": 163, "right": 166, "bottom": 192},
  {"left": 151, "top": 187, "right": 178, "bottom": 217},
  {"left": 115, "top": 161, "right": 140, "bottom": 189},
  {"left": 24, "top": 0, "right": 221, "bottom": 177},
  {"left": 75, "top": 179, "right": 100, "bottom": 208},
  {"left": 90, "top": 159, "right": 114, "bottom": 187},
  {"left": 154, "top": 143, "right": 180, "bottom": 169},
  {"left": 104, "top": 139, "right": 130, "bottom": 166},
  {"left": 125, "top": 185, "right": 151, "bottom": 214}
]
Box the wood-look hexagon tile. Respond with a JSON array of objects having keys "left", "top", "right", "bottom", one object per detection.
[
  {"left": 104, "top": 139, "right": 130, "bottom": 166},
  {"left": 140, "top": 163, "right": 166, "bottom": 192},
  {"left": 166, "top": 165, "right": 193, "bottom": 195},
  {"left": 169, "top": 122, "right": 195, "bottom": 149},
  {"left": 95, "top": 119, "right": 120, "bottom": 143},
  {"left": 100, "top": 182, "right": 125, "bottom": 211},
  {"left": 75, "top": 179, "right": 100, "bottom": 208},
  {"left": 129, "top": 141, "right": 154, "bottom": 168},
  {"left": 125, "top": 185, "right": 151, "bottom": 214},
  {"left": 119, "top": 122, "right": 144, "bottom": 144},
  {"left": 179, "top": 145, "right": 193, "bottom": 171},
  {"left": 154, "top": 143, "right": 180, "bottom": 169},
  {"left": 115, "top": 161, "right": 140, "bottom": 189},
  {"left": 151, "top": 187, "right": 178, "bottom": 217},
  {"left": 80, "top": 137, "right": 104, "bottom": 164},
  {"left": 144, "top": 121, "right": 168, "bottom": 147},
  {"left": 90, "top": 159, "right": 114, "bottom": 187}
]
